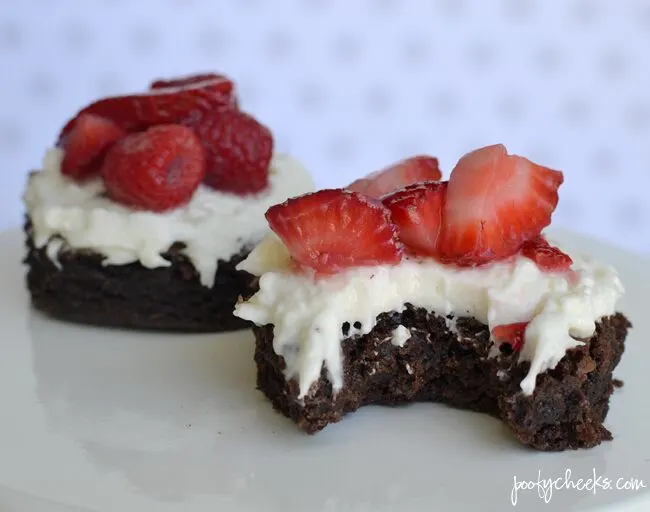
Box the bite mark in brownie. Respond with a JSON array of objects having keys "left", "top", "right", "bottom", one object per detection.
[
  {"left": 253, "top": 304, "right": 630, "bottom": 451},
  {"left": 24, "top": 220, "right": 259, "bottom": 332}
]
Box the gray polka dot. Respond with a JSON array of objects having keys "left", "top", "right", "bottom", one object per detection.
[
  {"left": 0, "top": 123, "right": 26, "bottom": 153},
  {"left": 27, "top": 74, "right": 59, "bottom": 102},
  {"left": 436, "top": 0, "right": 466, "bottom": 18},
  {"left": 94, "top": 74, "right": 124, "bottom": 97},
  {"left": 364, "top": 87, "right": 393, "bottom": 116},
  {"left": 637, "top": 4, "right": 650, "bottom": 29},
  {"left": 273, "top": 132, "right": 292, "bottom": 153},
  {"left": 428, "top": 89, "right": 459, "bottom": 119},
  {"left": 495, "top": 94, "right": 525, "bottom": 124},
  {"left": 61, "top": 21, "right": 94, "bottom": 54},
  {"left": 128, "top": 25, "right": 160, "bottom": 56},
  {"left": 236, "top": 79, "right": 260, "bottom": 107},
  {"left": 295, "top": 82, "right": 326, "bottom": 113},
  {"left": 561, "top": 97, "right": 591, "bottom": 126},
  {"left": 525, "top": 145, "right": 553, "bottom": 165},
  {"left": 301, "top": 0, "right": 328, "bottom": 9},
  {"left": 395, "top": 139, "right": 428, "bottom": 160},
  {"left": 197, "top": 26, "right": 227, "bottom": 56},
  {"left": 503, "top": 0, "right": 535, "bottom": 20},
  {"left": 401, "top": 37, "right": 430, "bottom": 66},
  {"left": 265, "top": 30, "right": 293, "bottom": 61},
  {"left": 623, "top": 102, "right": 650, "bottom": 133},
  {"left": 614, "top": 199, "right": 644, "bottom": 230},
  {"left": 557, "top": 197, "right": 583, "bottom": 222},
  {"left": 570, "top": 0, "right": 599, "bottom": 25},
  {"left": 373, "top": 0, "right": 399, "bottom": 11},
  {"left": 599, "top": 48, "right": 627, "bottom": 80},
  {"left": 589, "top": 148, "right": 618, "bottom": 177},
  {"left": 534, "top": 45, "right": 561, "bottom": 74},
  {"left": 465, "top": 40, "right": 495, "bottom": 70},
  {"left": 0, "top": 21, "right": 23, "bottom": 51},
  {"left": 325, "top": 134, "right": 356, "bottom": 163},
  {"left": 331, "top": 33, "right": 363, "bottom": 65}
]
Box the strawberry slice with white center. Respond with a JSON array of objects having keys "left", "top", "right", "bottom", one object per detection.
[
  {"left": 439, "top": 144, "right": 564, "bottom": 266},
  {"left": 347, "top": 155, "right": 442, "bottom": 199},
  {"left": 382, "top": 181, "right": 447, "bottom": 257},
  {"left": 265, "top": 189, "right": 404, "bottom": 274}
]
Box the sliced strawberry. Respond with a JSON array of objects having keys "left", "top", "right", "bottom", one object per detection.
[
  {"left": 439, "top": 144, "right": 564, "bottom": 265},
  {"left": 150, "top": 72, "right": 240, "bottom": 109},
  {"left": 191, "top": 108, "right": 273, "bottom": 194},
  {"left": 347, "top": 155, "right": 442, "bottom": 199},
  {"left": 520, "top": 235, "right": 573, "bottom": 272},
  {"left": 60, "top": 114, "right": 126, "bottom": 181},
  {"left": 101, "top": 124, "right": 206, "bottom": 212},
  {"left": 382, "top": 181, "right": 447, "bottom": 257},
  {"left": 491, "top": 322, "right": 528, "bottom": 352},
  {"left": 149, "top": 72, "right": 227, "bottom": 89},
  {"left": 58, "top": 76, "right": 236, "bottom": 140},
  {"left": 265, "top": 189, "right": 403, "bottom": 274}
]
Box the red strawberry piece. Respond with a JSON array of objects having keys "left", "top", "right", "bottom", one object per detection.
[
  {"left": 149, "top": 72, "right": 227, "bottom": 89},
  {"left": 382, "top": 181, "right": 447, "bottom": 257},
  {"left": 347, "top": 155, "right": 442, "bottom": 199},
  {"left": 491, "top": 322, "right": 528, "bottom": 352},
  {"left": 58, "top": 76, "right": 236, "bottom": 140},
  {"left": 265, "top": 189, "right": 403, "bottom": 274},
  {"left": 150, "top": 72, "right": 240, "bottom": 109},
  {"left": 101, "top": 124, "right": 206, "bottom": 212},
  {"left": 192, "top": 108, "right": 273, "bottom": 195},
  {"left": 60, "top": 114, "right": 126, "bottom": 181},
  {"left": 520, "top": 235, "right": 573, "bottom": 272},
  {"left": 438, "top": 144, "right": 564, "bottom": 266}
]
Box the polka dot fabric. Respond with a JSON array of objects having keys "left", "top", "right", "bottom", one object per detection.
[{"left": 2, "top": 0, "right": 650, "bottom": 255}]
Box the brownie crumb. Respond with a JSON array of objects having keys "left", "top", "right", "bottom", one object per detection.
[
  {"left": 253, "top": 304, "right": 631, "bottom": 451},
  {"left": 613, "top": 379, "right": 624, "bottom": 388}
]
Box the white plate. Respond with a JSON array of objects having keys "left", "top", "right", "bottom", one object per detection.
[{"left": 0, "top": 227, "right": 649, "bottom": 512}]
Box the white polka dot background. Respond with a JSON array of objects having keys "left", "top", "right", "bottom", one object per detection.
[{"left": 1, "top": 0, "right": 650, "bottom": 254}]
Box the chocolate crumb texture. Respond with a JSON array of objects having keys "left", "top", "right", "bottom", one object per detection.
[
  {"left": 254, "top": 304, "right": 631, "bottom": 451},
  {"left": 24, "top": 219, "right": 258, "bottom": 332}
]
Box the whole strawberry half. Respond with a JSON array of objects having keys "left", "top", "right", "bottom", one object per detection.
[
  {"left": 58, "top": 76, "right": 236, "bottom": 141},
  {"left": 439, "top": 144, "right": 564, "bottom": 266},
  {"left": 382, "top": 181, "right": 447, "bottom": 257},
  {"left": 101, "top": 124, "right": 206, "bottom": 212},
  {"left": 191, "top": 108, "right": 273, "bottom": 195},
  {"left": 60, "top": 114, "right": 126, "bottom": 181},
  {"left": 265, "top": 189, "right": 404, "bottom": 274},
  {"left": 520, "top": 235, "right": 573, "bottom": 272},
  {"left": 347, "top": 155, "right": 442, "bottom": 199}
]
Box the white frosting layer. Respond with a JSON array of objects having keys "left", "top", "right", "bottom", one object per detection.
[
  {"left": 234, "top": 235, "right": 624, "bottom": 398},
  {"left": 24, "top": 148, "right": 314, "bottom": 287}
]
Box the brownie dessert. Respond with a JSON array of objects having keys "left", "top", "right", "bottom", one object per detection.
[
  {"left": 234, "top": 144, "right": 631, "bottom": 451},
  {"left": 25, "top": 221, "right": 256, "bottom": 332},
  {"left": 254, "top": 306, "right": 630, "bottom": 451},
  {"left": 22, "top": 72, "right": 313, "bottom": 332}
]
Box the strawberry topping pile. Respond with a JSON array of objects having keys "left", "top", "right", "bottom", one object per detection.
[
  {"left": 57, "top": 72, "right": 274, "bottom": 211},
  {"left": 265, "top": 145, "right": 573, "bottom": 354}
]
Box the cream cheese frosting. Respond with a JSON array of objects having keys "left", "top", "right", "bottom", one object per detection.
[
  {"left": 24, "top": 148, "right": 315, "bottom": 287},
  {"left": 234, "top": 234, "right": 624, "bottom": 398}
]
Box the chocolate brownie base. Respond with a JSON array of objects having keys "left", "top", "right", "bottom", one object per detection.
[
  {"left": 24, "top": 221, "right": 258, "bottom": 332},
  {"left": 254, "top": 305, "right": 631, "bottom": 451}
]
